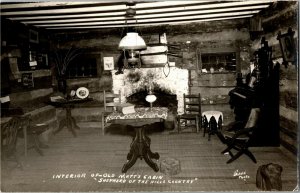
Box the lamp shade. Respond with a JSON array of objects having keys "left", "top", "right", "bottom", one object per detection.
[{"left": 118, "top": 32, "right": 147, "bottom": 50}]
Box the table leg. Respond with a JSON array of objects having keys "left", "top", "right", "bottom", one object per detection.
[
  {"left": 54, "top": 107, "right": 79, "bottom": 137},
  {"left": 208, "top": 117, "right": 217, "bottom": 141},
  {"left": 203, "top": 116, "right": 208, "bottom": 137},
  {"left": 53, "top": 119, "right": 67, "bottom": 135},
  {"left": 122, "top": 126, "right": 159, "bottom": 173},
  {"left": 144, "top": 135, "right": 159, "bottom": 160},
  {"left": 66, "top": 107, "right": 78, "bottom": 137},
  {"left": 140, "top": 127, "right": 160, "bottom": 169},
  {"left": 218, "top": 117, "right": 223, "bottom": 130},
  {"left": 23, "top": 126, "right": 27, "bottom": 157},
  {"left": 144, "top": 152, "right": 159, "bottom": 172},
  {"left": 127, "top": 136, "right": 138, "bottom": 159},
  {"left": 122, "top": 152, "right": 139, "bottom": 173},
  {"left": 71, "top": 116, "right": 80, "bottom": 130}
]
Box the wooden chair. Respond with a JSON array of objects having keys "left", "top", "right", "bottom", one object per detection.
[
  {"left": 20, "top": 114, "right": 49, "bottom": 156},
  {"left": 101, "top": 90, "right": 121, "bottom": 135},
  {"left": 1, "top": 117, "right": 23, "bottom": 169},
  {"left": 216, "top": 108, "right": 261, "bottom": 164},
  {"left": 177, "top": 93, "right": 201, "bottom": 133}
]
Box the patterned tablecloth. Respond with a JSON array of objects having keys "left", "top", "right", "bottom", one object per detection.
[{"left": 105, "top": 107, "right": 168, "bottom": 123}]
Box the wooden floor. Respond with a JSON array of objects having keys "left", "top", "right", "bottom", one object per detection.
[{"left": 1, "top": 124, "right": 298, "bottom": 192}]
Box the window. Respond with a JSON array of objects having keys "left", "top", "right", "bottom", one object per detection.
[
  {"left": 66, "top": 55, "right": 98, "bottom": 78},
  {"left": 200, "top": 52, "right": 236, "bottom": 73}
]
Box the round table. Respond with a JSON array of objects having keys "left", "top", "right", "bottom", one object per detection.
[
  {"left": 49, "top": 98, "right": 92, "bottom": 137},
  {"left": 105, "top": 107, "right": 168, "bottom": 173}
]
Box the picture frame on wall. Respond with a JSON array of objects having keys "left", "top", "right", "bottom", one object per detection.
[
  {"left": 29, "top": 29, "right": 39, "bottom": 44},
  {"left": 22, "top": 72, "right": 34, "bottom": 88},
  {"left": 8, "top": 57, "right": 20, "bottom": 79},
  {"left": 277, "top": 27, "right": 296, "bottom": 65},
  {"left": 103, "top": 57, "right": 114, "bottom": 70},
  {"left": 37, "top": 53, "right": 49, "bottom": 67}
]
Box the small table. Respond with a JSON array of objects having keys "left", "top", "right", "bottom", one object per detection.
[
  {"left": 106, "top": 107, "right": 168, "bottom": 173},
  {"left": 50, "top": 98, "right": 92, "bottom": 137},
  {"left": 1, "top": 116, "right": 27, "bottom": 157},
  {"left": 202, "top": 111, "right": 223, "bottom": 141}
]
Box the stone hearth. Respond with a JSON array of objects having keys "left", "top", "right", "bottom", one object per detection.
[{"left": 112, "top": 67, "right": 188, "bottom": 114}]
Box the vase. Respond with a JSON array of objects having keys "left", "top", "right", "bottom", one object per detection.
[{"left": 57, "top": 78, "right": 67, "bottom": 94}]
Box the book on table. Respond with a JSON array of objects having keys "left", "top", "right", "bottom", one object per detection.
[{"left": 116, "top": 103, "right": 135, "bottom": 114}]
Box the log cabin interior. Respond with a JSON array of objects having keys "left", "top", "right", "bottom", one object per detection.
[{"left": 0, "top": 1, "right": 299, "bottom": 192}]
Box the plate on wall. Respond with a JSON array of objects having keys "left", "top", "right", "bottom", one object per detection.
[{"left": 76, "top": 87, "right": 89, "bottom": 99}]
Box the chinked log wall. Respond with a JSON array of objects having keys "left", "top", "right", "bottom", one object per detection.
[
  {"left": 52, "top": 20, "right": 251, "bottom": 127},
  {"left": 251, "top": 2, "right": 298, "bottom": 155},
  {"left": 167, "top": 23, "right": 250, "bottom": 126}
]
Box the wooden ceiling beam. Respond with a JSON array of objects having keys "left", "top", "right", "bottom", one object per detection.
[
  {"left": 45, "top": 15, "right": 253, "bottom": 30},
  {"left": 1, "top": 1, "right": 272, "bottom": 17},
  {"left": 34, "top": 11, "right": 258, "bottom": 27},
  {"left": 21, "top": 5, "right": 268, "bottom": 25},
  {"left": 0, "top": 1, "right": 274, "bottom": 30},
  {"left": 0, "top": 1, "right": 124, "bottom": 9},
  {"left": 0, "top": 1, "right": 212, "bottom": 16}
]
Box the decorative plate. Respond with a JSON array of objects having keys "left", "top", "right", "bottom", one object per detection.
[{"left": 76, "top": 87, "right": 89, "bottom": 99}]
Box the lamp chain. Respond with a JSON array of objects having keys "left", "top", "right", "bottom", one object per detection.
[{"left": 163, "top": 55, "right": 171, "bottom": 77}]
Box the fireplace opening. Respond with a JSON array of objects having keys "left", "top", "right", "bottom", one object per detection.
[
  {"left": 126, "top": 88, "right": 178, "bottom": 112},
  {"left": 112, "top": 67, "right": 189, "bottom": 114},
  {"left": 109, "top": 67, "right": 189, "bottom": 135},
  {"left": 128, "top": 86, "right": 178, "bottom": 131}
]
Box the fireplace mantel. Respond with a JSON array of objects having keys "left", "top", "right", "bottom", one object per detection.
[{"left": 111, "top": 67, "right": 189, "bottom": 114}]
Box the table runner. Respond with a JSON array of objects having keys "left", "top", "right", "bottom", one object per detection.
[{"left": 106, "top": 107, "right": 168, "bottom": 123}]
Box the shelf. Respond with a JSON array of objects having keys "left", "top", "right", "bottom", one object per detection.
[{"left": 20, "top": 69, "right": 51, "bottom": 78}]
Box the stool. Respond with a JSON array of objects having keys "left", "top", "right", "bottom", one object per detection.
[
  {"left": 28, "top": 123, "right": 49, "bottom": 156},
  {"left": 202, "top": 111, "right": 223, "bottom": 141}
]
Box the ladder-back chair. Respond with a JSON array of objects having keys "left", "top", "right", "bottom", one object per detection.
[
  {"left": 101, "top": 90, "right": 121, "bottom": 135},
  {"left": 177, "top": 93, "right": 201, "bottom": 133}
]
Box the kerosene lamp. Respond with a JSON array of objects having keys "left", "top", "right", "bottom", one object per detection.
[{"left": 145, "top": 84, "right": 156, "bottom": 110}]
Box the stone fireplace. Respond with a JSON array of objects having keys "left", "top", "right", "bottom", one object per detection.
[
  {"left": 127, "top": 89, "right": 178, "bottom": 111},
  {"left": 111, "top": 67, "right": 189, "bottom": 114}
]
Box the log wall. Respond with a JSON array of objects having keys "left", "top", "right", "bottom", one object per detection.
[{"left": 50, "top": 19, "right": 251, "bottom": 125}]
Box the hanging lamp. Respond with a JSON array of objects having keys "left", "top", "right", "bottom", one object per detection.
[
  {"left": 118, "top": 32, "right": 146, "bottom": 50},
  {"left": 118, "top": 2, "right": 146, "bottom": 69}
]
